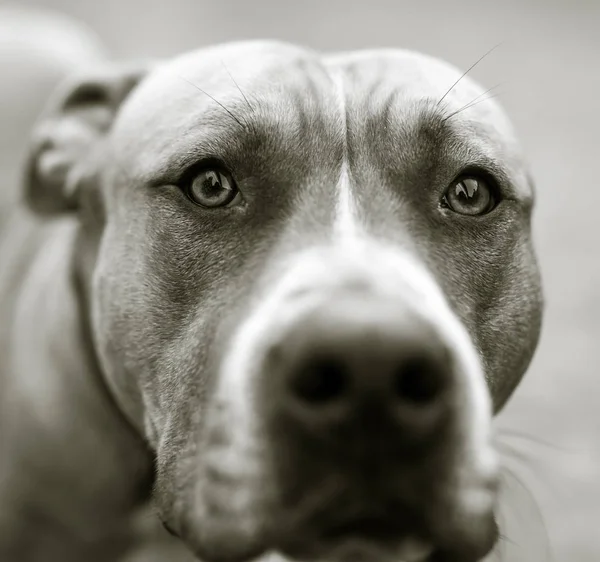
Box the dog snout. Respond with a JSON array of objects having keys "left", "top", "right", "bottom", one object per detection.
[{"left": 265, "top": 294, "right": 456, "bottom": 445}]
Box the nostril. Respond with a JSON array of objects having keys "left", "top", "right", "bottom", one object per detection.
[
  {"left": 394, "top": 356, "right": 446, "bottom": 405},
  {"left": 290, "top": 357, "right": 349, "bottom": 405}
]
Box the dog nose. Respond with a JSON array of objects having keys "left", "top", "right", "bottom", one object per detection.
[{"left": 267, "top": 295, "right": 455, "bottom": 442}]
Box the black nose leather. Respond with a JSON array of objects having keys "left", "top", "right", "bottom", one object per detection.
[{"left": 267, "top": 295, "right": 455, "bottom": 442}]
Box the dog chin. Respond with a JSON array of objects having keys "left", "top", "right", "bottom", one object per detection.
[
  {"left": 187, "top": 515, "right": 498, "bottom": 562},
  {"left": 183, "top": 519, "right": 496, "bottom": 562},
  {"left": 185, "top": 520, "right": 432, "bottom": 562}
]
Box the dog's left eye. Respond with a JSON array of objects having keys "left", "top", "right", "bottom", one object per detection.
[
  {"left": 442, "top": 176, "right": 496, "bottom": 216},
  {"left": 185, "top": 168, "right": 240, "bottom": 208}
]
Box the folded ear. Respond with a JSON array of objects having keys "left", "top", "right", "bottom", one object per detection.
[{"left": 24, "top": 63, "right": 149, "bottom": 215}]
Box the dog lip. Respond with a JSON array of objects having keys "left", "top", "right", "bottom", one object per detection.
[
  {"left": 159, "top": 517, "right": 180, "bottom": 538},
  {"left": 320, "top": 516, "right": 412, "bottom": 542},
  {"left": 284, "top": 516, "right": 436, "bottom": 562}
]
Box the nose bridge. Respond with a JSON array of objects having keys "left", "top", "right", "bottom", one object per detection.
[
  {"left": 260, "top": 226, "right": 471, "bottom": 371},
  {"left": 294, "top": 238, "right": 449, "bottom": 324},
  {"left": 249, "top": 232, "right": 494, "bottom": 459}
]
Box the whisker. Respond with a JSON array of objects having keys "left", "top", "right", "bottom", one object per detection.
[
  {"left": 441, "top": 92, "right": 502, "bottom": 122},
  {"left": 221, "top": 60, "right": 254, "bottom": 113},
  {"left": 492, "top": 530, "right": 521, "bottom": 562},
  {"left": 179, "top": 75, "right": 247, "bottom": 129},
  {"left": 500, "top": 465, "right": 555, "bottom": 562},
  {"left": 496, "top": 440, "right": 541, "bottom": 467},
  {"left": 441, "top": 83, "right": 501, "bottom": 120},
  {"left": 496, "top": 428, "right": 581, "bottom": 453},
  {"left": 498, "top": 532, "right": 519, "bottom": 547},
  {"left": 436, "top": 43, "right": 502, "bottom": 107}
]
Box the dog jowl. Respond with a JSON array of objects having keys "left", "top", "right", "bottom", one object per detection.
[{"left": 18, "top": 41, "right": 543, "bottom": 562}]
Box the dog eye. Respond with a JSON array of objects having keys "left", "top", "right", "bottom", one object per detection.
[
  {"left": 185, "top": 168, "right": 240, "bottom": 208},
  {"left": 442, "top": 176, "right": 496, "bottom": 216}
]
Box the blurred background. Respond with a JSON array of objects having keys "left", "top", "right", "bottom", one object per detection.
[{"left": 1, "top": 0, "right": 599, "bottom": 561}]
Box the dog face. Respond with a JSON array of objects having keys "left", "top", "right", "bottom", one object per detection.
[{"left": 27, "top": 41, "right": 542, "bottom": 562}]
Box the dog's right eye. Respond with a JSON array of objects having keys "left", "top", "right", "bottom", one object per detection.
[{"left": 184, "top": 167, "right": 240, "bottom": 208}]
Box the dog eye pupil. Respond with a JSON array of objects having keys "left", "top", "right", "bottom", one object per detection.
[
  {"left": 187, "top": 168, "right": 238, "bottom": 208},
  {"left": 444, "top": 177, "right": 493, "bottom": 216}
]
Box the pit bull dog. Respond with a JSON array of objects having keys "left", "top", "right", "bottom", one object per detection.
[{"left": 0, "top": 38, "right": 543, "bottom": 562}]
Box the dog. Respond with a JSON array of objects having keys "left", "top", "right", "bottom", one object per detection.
[{"left": 0, "top": 37, "right": 543, "bottom": 562}]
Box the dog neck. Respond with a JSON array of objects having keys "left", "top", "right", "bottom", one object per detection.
[{"left": 1, "top": 214, "right": 152, "bottom": 549}]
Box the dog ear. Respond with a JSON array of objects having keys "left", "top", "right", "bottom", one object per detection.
[{"left": 24, "top": 63, "right": 149, "bottom": 215}]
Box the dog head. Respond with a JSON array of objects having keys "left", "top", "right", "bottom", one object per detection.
[{"left": 25, "top": 41, "right": 543, "bottom": 562}]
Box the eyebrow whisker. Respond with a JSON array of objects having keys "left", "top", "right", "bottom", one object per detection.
[
  {"left": 442, "top": 89, "right": 503, "bottom": 122},
  {"left": 436, "top": 43, "right": 502, "bottom": 107},
  {"left": 220, "top": 60, "right": 254, "bottom": 114},
  {"left": 179, "top": 75, "right": 248, "bottom": 130},
  {"left": 442, "top": 93, "right": 501, "bottom": 122}
]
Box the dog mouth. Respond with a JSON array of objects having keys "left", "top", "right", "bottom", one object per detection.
[
  {"left": 163, "top": 430, "right": 499, "bottom": 562},
  {"left": 174, "top": 401, "right": 500, "bottom": 562},
  {"left": 272, "top": 505, "right": 498, "bottom": 562}
]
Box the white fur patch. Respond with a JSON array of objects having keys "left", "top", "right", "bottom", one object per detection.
[
  {"left": 330, "top": 70, "right": 361, "bottom": 243},
  {"left": 334, "top": 160, "right": 360, "bottom": 242}
]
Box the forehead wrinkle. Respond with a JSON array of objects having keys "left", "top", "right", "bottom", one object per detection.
[
  {"left": 120, "top": 76, "right": 339, "bottom": 185},
  {"left": 327, "top": 51, "right": 515, "bottom": 137},
  {"left": 182, "top": 60, "right": 333, "bottom": 127},
  {"left": 124, "top": 46, "right": 343, "bottom": 151},
  {"left": 382, "top": 97, "right": 519, "bottom": 166},
  {"left": 353, "top": 96, "right": 529, "bottom": 203}
]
